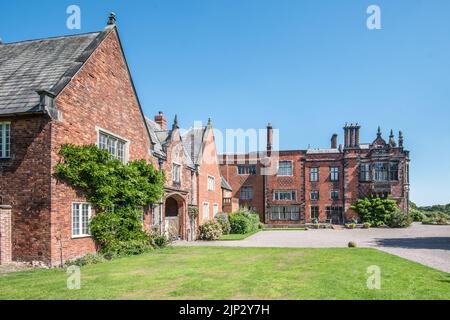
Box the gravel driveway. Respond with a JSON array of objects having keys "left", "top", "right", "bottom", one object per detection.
[{"left": 175, "top": 223, "right": 450, "bottom": 273}]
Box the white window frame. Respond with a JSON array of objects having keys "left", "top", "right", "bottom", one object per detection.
[
  {"left": 274, "top": 190, "right": 297, "bottom": 201},
  {"left": 0, "top": 122, "right": 11, "bottom": 159},
  {"left": 310, "top": 167, "right": 319, "bottom": 182},
  {"left": 330, "top": 167, "right": 339, "bottom": 182},
  {"left": 203, "top": 202, "right": 210, "bottom": 221},
  {"left": 277, "top": 160, "right": 293, "bottom": 176},
  {"left": 96, "top": 127, "right": 129, "bottom": 163},
  {"left": 172, "top": 162, "right": 182, "bottom": 184},
  {"left": 72, "top": 202, "right": 92, "bottom": 238},
  {"left": 207, "top": 175, "right": 215, "bottom": 192},
  {"left": 213, "top": 203, "right": 219, "bottom": 217}
]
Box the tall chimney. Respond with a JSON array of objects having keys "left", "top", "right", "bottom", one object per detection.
[
  {"left": 331, "top": 134, "right": 338, "bottom": 149},
  {"left": 349, "top": 124, "right": 355, "bottom": 147},
  {"left": 398, "top": 131, "right": 404, "bottom": 148},
  {"left": 344, "top": 124, "right": 349, "bottom": 147},
  {"left": 355, "top": 124, "right": 360, "bottom": 147},
  {"left": 267, "top": 123, "right": 273, "bottom": 155},
  {"left": 154, "top": 111, "right": 167, "bottom": 130}
]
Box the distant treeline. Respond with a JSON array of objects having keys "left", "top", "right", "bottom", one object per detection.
[{"left": 410, "top": 202, "right": 450, "bottom": 215}]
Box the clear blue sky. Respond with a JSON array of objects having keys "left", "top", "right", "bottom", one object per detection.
[{"left": 1, "top": 0, "right": 449, "bottom": 206}]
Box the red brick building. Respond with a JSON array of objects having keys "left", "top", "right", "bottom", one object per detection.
[
  {"left": 0, "top": 15, "right": 230, "bottom": 265},
  {"left": 220, "top": 124, "right": 410, "bottom": 226}
]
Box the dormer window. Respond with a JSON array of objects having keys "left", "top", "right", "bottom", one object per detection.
[{"left": 0, "top": 122, "right": 10, "bottom": 159}]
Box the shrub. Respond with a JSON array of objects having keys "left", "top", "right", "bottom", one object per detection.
[
  {"left": 149, "top": 231, "right": 169, "bottom": 248},
  {"left": 229, "top": 209, "right": 260, "bottom": 234},
  {"left": 422, "top": 212, "right": 449, "bottom": 225},
  {"left": 345, "top": 223, "right": 357, "bottom": 229},
  {"left": 311, "top": 224, "right": 320, "bottom": 229},
  {"left": 215, "top": 213, "right": 231, "bottom": 235},
  {"left": 198, "top": 220, "right": 223, "bottom": 240},
  {"left": 387, "top": 210, "right": 412, "bottom": 228},
  {"left": 348, "top": 241, "right": 357, "bottom": 248},
  {"left": 363, "top": 222, "right": 371, "bottom": 229},
  {"left": 105, "top": 239, "right": 153, "bottom": 256},
  {"left": 410, "top": 208, "right": 426, "bottom": 222},
  {"left": 65, "top": 253, "right": 106, "bottom": 267},
  {"left": 351, "top": 197, "right": 399, "bottom": 227}
]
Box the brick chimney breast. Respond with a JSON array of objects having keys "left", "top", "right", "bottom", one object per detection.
[{"left": 331, "top": 134, "right": 338, "bottom": 149}]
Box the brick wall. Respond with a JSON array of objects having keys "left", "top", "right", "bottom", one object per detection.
[
  {"left": 0, "top": 115, "right": 52, "bottom": 263},
  {"left": 49, "top": 29, "right": 156, "bottom": 265},
  {"left": 0, "top": 205, "right": 12, "bottom": 264}
]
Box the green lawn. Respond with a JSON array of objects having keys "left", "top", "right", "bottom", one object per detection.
[
  {"left": 0, "top": 247, "right": 449, "bottom": 300},
  {"left": 218, "top": 230, "right": 260, "bottom": 240}
]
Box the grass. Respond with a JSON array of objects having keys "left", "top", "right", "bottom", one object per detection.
[
  {"left": 218, "top": 230, "right": 260, "bottom": 240},
  {"left": 0, "top": 247, "right": 449, "bottom": 300}
]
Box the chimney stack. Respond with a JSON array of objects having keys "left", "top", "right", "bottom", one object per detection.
[
  {"left": 267, "top": 123, "right": 273, "bottom": 155},
  {"left": 331, "top": 134, "right": 338, "bottom": 149},
  {"left": 344, "top": 124, "right": 349, "bottom": 147},
  {"left": 355, "top": 123, "right": 360, "bottom": 147},
  {"left": 349, "top": 124, "right": 355, "bottom": 147},
  {"left": 398, "top": 131, "right": 404, "bottom": 148},
  {"left": 154, "top": 111, "right": 167, "bottom": 130}
]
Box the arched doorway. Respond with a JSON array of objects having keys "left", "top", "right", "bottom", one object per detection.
[{"left": 164, "top": 195, "right": 185, "bottom": 240}]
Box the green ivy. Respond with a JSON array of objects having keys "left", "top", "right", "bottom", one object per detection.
[
  {"left": 351, "top": 197, "right": 399, "bottom": 227},
  {"left": 55, "top": 144, "right": 165, "bottom": 254}
]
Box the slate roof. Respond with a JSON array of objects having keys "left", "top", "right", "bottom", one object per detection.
[
  {"left": 221, "top": 176, "right": 233, "bottom": 191},
  {"left": 0, "top": 30, "right": 111, "bottom": 116},
  {"left": 182, "top": 127, "right": 207, "bottom": 165},
  {"left": 145, "top": 116, "right": 196, "bottom": 169}
]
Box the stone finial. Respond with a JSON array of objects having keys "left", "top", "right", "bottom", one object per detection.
[
  {"left": 389, "top": 129, "right": 396, "bottom": 147},
  {"left": 399, "top": 131, "right": 404, "bottom": 147},
  {"left": 377, "top": 126, "right": 382, "bottom": 137},
  {"left": 107, "top": 12, "right": 116, "bottom": 26},
  {"left": 172, "top": 114, "right": 179, "bottom": 130},
  {"left": 207, "top": 118, "right": 212, "bottom": 128}
]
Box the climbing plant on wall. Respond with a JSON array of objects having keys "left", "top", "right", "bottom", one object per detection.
[{"left": 55, "top": 144, "right": 165, "bottom": 254}]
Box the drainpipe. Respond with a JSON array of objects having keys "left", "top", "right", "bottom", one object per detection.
[{"left": 158, "top": 157, "right": 164, "bottom": 235}]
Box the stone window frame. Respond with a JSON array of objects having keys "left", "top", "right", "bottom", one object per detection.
[
  {"left": 207, "top": 175, "right": 215, "bottom": 192},
  {"left": 310, "top": 167, "right": 319, "bottom": 182},
  {"left": 330, "top": 190, "right": 339, "bottom": 201},
  {"left": 277, "top": 160, "right": 293, "bottom": 176},
  {"left": 374, "top": 162, "right": 389, "bottom": 182},
  {"left": 0, "top": 121, "right": 11, "bottom": 159},
  {"left": 359, "top": 163, "right": 371, "bottom": 182},
  {"left": 330, "top": 167, "right": 339, "bottom": 182},
  {"left": 172, "top": 162, "right": 182, "bottom": 184},
  {"left": 273, "top": 189, "right": 297, "bottom": 201},
  {"left": 213, "top": 203, "right": 219, "bottom": 217},
  {"left": 270, "top": 205, "right": 301, "bottom": 221},
  {"left": 72, "top": 202, "right": 92, "bottom": 239},
  {"left": 310, "top": 190, "right": 319, "bottom": 201},
  {"left": 237, "top": 164, "right": 257, "bottom": 175},
  {"left": 95, "top": 126, "right": 129, "bottom": 163}
]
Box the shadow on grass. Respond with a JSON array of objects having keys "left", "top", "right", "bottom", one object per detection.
[{"left": 375, "top": 237, "right": 450, "bottom": 250}]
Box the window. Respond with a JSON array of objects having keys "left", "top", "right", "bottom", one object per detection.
[
  {"left": 390, "top": 162, "right": 399, "bottom": 181},
  {"left": 330, "top": 190, "right": 339, "bottom": 200},
  {"left": 237, "top": 165, "right": 257, "bottom": 175},
  {"left": 99, "top": 131, "right": 127, "bottom": 163},
  {"left": 326, "top": 206, "right": 343, "bottom": 223},
  {"left": 374, "top": 162, "right": 388, "bottom": 181},
  {"left": 360, "top": 163, "right": 371, "bottom": 182},
  {"left": 270, "top": 206, "right": 301, "bottom": 221},
  {"left": 0, "top": 122, "right": 11, "bottom": 159},
  {"left": 203, "top": 202, "right": 210, "bottom": 221},
  {"left": 310, "top": 191, "right": 319, "bottom": 201},
  {"left": 330, "top": 167, "right": 339, "bottom": 182},
  {"left": 207, "top": 176, "right": 215, "bottom": 191},
  {"left": 310, "top": 206, "right": 320, "bottom": 220},
  {"left": 213, "top": 203, "right": 219, "bottom": 217},
  {"left": 274, "top": 190, "right": 296, "bottom": 201},
  {"left": 278, "top": 161, "right": 293, "bottom": 176},
  {"left": 172, "top": 163, "right": 181, "bottom": 183},
  {"left": 240, "top": 187, "right": 253, "bottom": 200},
  {"left": 310, "top": 167, "right": 319, "bottom": 182},
  {"left": 72, "top": 203, "right": 91, "bottom": 237}
]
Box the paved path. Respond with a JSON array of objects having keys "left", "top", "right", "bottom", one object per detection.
[{"left": 174, "top": 223, "right": 450, "bottom": 273}]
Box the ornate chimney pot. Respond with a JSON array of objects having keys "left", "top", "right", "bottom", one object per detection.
[{"left": 107, "top": 12, "right": 116, "bottom": 26}]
